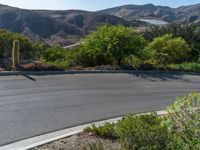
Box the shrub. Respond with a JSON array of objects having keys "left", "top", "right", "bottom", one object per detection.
[
  {"left": 146, "top": 34, "right": 191, "bottom": 65},
  {"left": 85, "top": 114, "right": 168, "bottom": 150},
  {"left": 122, "top": 55, "right": 142, "bottom": 69},
  {"left": 41, "top": 46, "right": 73, "bottom": 68},
  {"left": 167, "top": 62, "right": 200, "bottom": 72},
  {"left": 84, "top": 123, "right": 117, "bottom": 139},
  {"left": 116, "top": 114, "right": 168, "bottom": 150},
  {"left": 167, "top": 132, "right": 200, "bottom": 150},
  {"left": 85, "top": 93, "right": 200, "bottom": 150},
  {"left": 41, "top": 46, "right": 66, "bottom": 62},
  {"left": 77, "top": 25, "right": 146, "bottom": 66},
  {"left": 143, "top": 24, "right": 200, "bottom": 61},
  {"left": 0, "top": 29, "right": 41, "bottom": 60},
  {"left": 163, "top": 92, "right": 200, "bottom": 149}
]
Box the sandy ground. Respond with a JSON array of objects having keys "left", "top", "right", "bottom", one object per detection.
[{"left": 32, "top": 132, "right": 119, "bottom": 150}]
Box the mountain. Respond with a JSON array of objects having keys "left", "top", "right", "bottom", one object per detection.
[
  {"left": 98, "top": 3, "right": 200, "bottom": 25},
  {"left": 0, "top": 3, "right": 200, "bottom": 46},
  {"left": 35, "top": 10, "right": 146, "bottom": 45},
  {"left": 0, "top": 5, "right": 140, "bottom": 46},
  {"left": 98, "top": 4, "right": 175, "bottom": 22},
  {"left": 176, "top": 4, "right": 200, "bottom": 24}
]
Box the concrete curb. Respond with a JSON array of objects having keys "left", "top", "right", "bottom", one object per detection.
[
  {"left": 1, "top": 70, "right": 200, "bottom": 76},
  {"left": 0, "top": 70, "right": 139, "bottom": 76},
  {"left": 0, "top": 110, "right": 167, "bottom": 150}
]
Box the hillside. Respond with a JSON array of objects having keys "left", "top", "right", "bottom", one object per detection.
[
  {"left": 0, "top": 5, "right": 140, "bottom": 46},
  {"left": 0, "top": 3, "right": 200, "bottom": 46},
  {"left": 99, "top": 3, "right": 200, "bottom": 25}
]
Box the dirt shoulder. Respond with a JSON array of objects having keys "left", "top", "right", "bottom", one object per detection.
[{"left": 32, "top": 132, "right": 119, "bottom": 150}]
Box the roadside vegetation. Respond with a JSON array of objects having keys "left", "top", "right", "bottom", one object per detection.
[
  {"left": 84, "top": 92, "right": 200, "bottom": 150},
  {"left": 0, "top": 29, "right": 45, "bottom": 60},
  {"left": 0, "top": 29, "right": 49, "bottom": 70},
  {"left": 40, "top": 46, "right": 73, "bottom": 69},
  {"left": 39, "top": 24, "right": 200, "bottom": 72},
  {"left": 1, "top": 24, "right": 200, "bottom": 72}
]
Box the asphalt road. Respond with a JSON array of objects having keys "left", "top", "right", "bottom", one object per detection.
[{"left": 0, "top": 72, "right": 200, "bottom": 146}]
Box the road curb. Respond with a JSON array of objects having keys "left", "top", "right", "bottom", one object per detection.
[
  {"left": 0, "top": 70, "right": 137, "bottom": 76},
  {"left": 1, "top": 70, "right": 200, "bottom": 76},
  {"left": 0, "top": 110, "right": 167, "bottom": 150}
]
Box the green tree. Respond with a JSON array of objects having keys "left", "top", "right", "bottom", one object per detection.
[
  {"left": 146, "top": 34, "right": 191, "bottom": 65},
  {"left": 40, "top": 46, "right": 73, "bottom": 68},
  {"left": 77, "top": 25, "right": 146, "bottom": 66},
  {"left": 0, "top": 29, "right": 41, "bottom": 60},
  {"left": 41, "top": 46, "right": 67, "bottom": 62},
  {"left": 143, "top": 24, "right": 200, "bottom": 61}
]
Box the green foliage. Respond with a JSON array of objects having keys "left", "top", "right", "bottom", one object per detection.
[
  {"left": 84, "top": 93, "right": 200, "bottom": 150},
  {"left": 12, "top": 40, "right": 20, "bottom": 69},
  {"left": 163, "top": 92, "right": 200, "bottom": 148},
  {"left": 83, "top": 142, "right": 104, "bottom": 150},
  {"left": 41, "top": 46, "right": 66, "bottom": 62},
  {"left": 167, "top": 132, "right": 200, "bottom": 150},
  {"left": 84, "top": 123, "right": 117, "bottom": 139},
  {"left": 41, "top": 46, "right": 73, "bottom": 68},
  {"left": 146, "top": 34, "right": 191, "bottom": 64},
  {"left": 2, "top": 25, "right": 200, "bottom": 72},
  {"left": 167, "top": 62, "right": 200, "bottom": 72},
  {"left": 32, "top": 42, "right": 49, "bottom": 59},
  {"left": 77, "top": 25, "right": 146, "bottom": 66},
  {"left": 122, "top": 55, "right": 143, "bottom": 69},
  {"left": 116, "top": 114, "right": 168, "bottom": 150},
  {"left": 0, "top": 29, "right": 40, "bottom": 60},
  {"left": 139, "top": 59, "right": 158, "bottom": 70},
  {"left": 85, "top": 114, "right": 168, "bottom": 150},
  {"left": 75, "top": 45, "right": 114, "bottom": 67},
  {"left": 143, "top": 24, "right": 200, "bottom": 61}
]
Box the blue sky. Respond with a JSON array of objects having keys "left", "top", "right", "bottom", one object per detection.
[{"left": 0, "top": 0, "right": 199, "bottom": 11}]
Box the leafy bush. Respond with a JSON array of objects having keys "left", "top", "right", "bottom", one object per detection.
[
  {"left": 167, "top": 62, "right": 200, "bottom": 72},
  {"left": 167, "top": 132, "right": 200, "bottom": 150},
  {"left": 0, "top": 29, "right": 42, "bottom": 60},
  {"left": 84, "top": 123, "right": 117, "bottom": 139},
  {"left": 146, "top": 34, "right": 191, "bottom": 65},
  {"left": 163, "top": 92, "right": 200, "bottom": 149},
  {"left": 85, "top": 93, "right": 200, "bottom": 149},
  {"left": 116, "top": 114, "right": 168, "bottom": 150},
  {"left": 85, "top": 114, "right": 168, "bottom": 150},
  {"left": 143, "top": 24, "right": 200, "bottom": 61},
  {"left": 77, "top": 25, "right": 146, "bottom": 66},
  {"left": 41, "top": 46, "right": 73, "bottom": 68},
  {"left": 122, "top": 55, "right": 142, "bottom": 69}
]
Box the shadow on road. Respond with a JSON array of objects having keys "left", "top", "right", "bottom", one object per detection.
[
  {"left": 22, "top": 75, "right": 36, "bottom": 81},
  {"left": 129, "top": 71, "right": 189, "bottom": 82}
]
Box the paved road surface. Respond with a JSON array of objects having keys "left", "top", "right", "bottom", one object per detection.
[{"left": 0, "top": 72, "right": 199, "bottom": 146}]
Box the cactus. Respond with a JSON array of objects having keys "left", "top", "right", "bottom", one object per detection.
[{"left": 12, "top": 40, "right": 20, "bottom": 71}]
